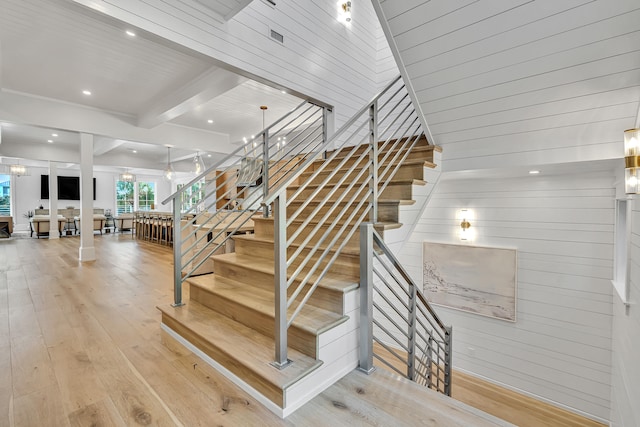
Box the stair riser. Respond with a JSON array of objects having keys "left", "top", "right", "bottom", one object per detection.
[
  {"left": 161, "top": 313, "right": 284, "bottom": 406},
  {"left": 327, "top": 136, "right": 431, "bottom": 157},
  {"left": 234, "top": 237, "right": 361, "bottom": 278},
  {"left": 287, "top": 202, "right": 398, "bottom": 224},
  {"left": 300, "top": 163, "right": 426, "bottom": 187},
  {"left": 190, "top": 285, "right": 319, "bottom": 358},
  {"left": 211, "top": 257, "right": 347, "bottom": 314},
  {"left": 253, "top": 219, "right": 362, "bottom": 249},
  {"left": 313, "top": 149, "right": 433, "bottom": 171},
  {"left": 287, "top": 182, "right": 414, "bottom": 201}
]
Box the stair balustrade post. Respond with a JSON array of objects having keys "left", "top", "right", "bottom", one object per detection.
[
  {"left": 369, "top": 103, "right": 378, "bottom": 223},
  {"left": 171, "top": 197, "right": 184, "bottom": 307},
  {"left": 407, "top": 280, "right": 417, "bottom": 381},
  {"left": 444, "top": 326, "right": 453, "bottom": 396},
  {"left": 262, "top": 130, "right": 270, "bottom": 218},
  {"left": 358, "top": 223, "right": 375, "bottom": 374},
  {"left": 272, "top": 193, "right": 291, "bottom": 369}
]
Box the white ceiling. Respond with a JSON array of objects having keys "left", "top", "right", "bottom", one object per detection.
[
  {"left": 377, "top": 0, "right": 640, "bottom": 175},
  {"left": 0, "top": 0, "right": 302, "bottom": 174}
]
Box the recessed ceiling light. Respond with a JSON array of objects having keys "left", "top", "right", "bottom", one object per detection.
[
  {"left": 281, "top": 90, "right": 286, "bottom": 94},
  {"left": 126, "top": 30, "right": 136, "bottom": 37},
  {"left": 52, "top": 133, "right": 58, "bottom": 137},
  {"left": 207, "top": 154, "right": 211, "bottom": 157},
  {"left": 529, "top": 170, "right": 540, "bottom": 175},
  {"left": 82, "top": 90, "right": 92, "bottom": 96},
  {"left": 47, "top": 139, "right": 53, "bottom": 143},
  {"left": 207, "top": 119, "right": 213, "bottom": 124},
  {"left": 132, "top": 150, "right": 137, "bottom": 153}
]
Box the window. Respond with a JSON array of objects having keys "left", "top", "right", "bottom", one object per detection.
[
  {"left": 613, "top": 199, "right": 631, "bottom": 304},
  {"left": 178, "top": 180, "right": 205, "bottom": 212},
  {"left": 115, "top": 181, "right": 134, "bottom": 215},
  {"left": 0, "top": 174, "right": 10, "bottom": 216},
  {"left": 137, "top": 181, "right": 156, "bottom": 211},
  {"left": 115, "top": 180, "right": 156, "bottom": 214}
]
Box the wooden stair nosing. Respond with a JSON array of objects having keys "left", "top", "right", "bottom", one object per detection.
[
  {"left": 157, "top": 301, "right": 323, "bottom": 406},
  {"left": 286, "top": 178, "right": 427, "bottom": 193},
  {"left": 234, "top": 233, "right": 362, "bottom": 259},
  {"left": 185, "top": 275, "right": 349, "bottom": 357},
  {"left": 209, "top": 251, "right": 359, "bottom": 291},
  {"left": 253, "top": 216, "right": 403, "bottom": 232}
]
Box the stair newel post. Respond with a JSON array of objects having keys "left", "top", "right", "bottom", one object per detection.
[
  {"left": 262, "top": 130, "right": 270, "bottom": 218},
  {"left": 369, "top": 102, "right": 378, "bottom": 223},
  {"left": 358, "top": 223, "right": 375, "bottom": 374},
  {"left": 272, "top": 192, "right": 291, "bottom": 369},
  {"left": 171, "top": 197, "right": 184, "bottom": 307},
  {"left": 407, "top": 277, "right": 417, "bottom": 381},
  {"left": 444, "top": 326, "right": 453, "bottom": 396}
]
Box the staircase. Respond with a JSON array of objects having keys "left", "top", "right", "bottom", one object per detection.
[{"left": 158, "top": 77, "right": 447, "bottom": 417}]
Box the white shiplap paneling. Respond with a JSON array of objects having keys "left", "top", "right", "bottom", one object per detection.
[
  {"left": 74, "top": 0, "right": 385, "bottom": 133},
  {"left": 398, "top": 171, "right": 615, "bottom": 422},
  {"left": 610, "top": 201, "right": 640, "bottom": 426}
]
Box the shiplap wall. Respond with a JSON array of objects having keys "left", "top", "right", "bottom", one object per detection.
[
  {"left": 398, "top": 171, "right": 615, "bottom": 422},
  {"left": 610, "top": 198, "right": 640, "bottom": 426},
  {"left": 72, "top": 0, "right": 386, "bottom": 133}
]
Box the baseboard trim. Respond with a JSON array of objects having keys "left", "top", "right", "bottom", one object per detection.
[{"left": 455, "top": 367, "right": 610, "bottom": 426}]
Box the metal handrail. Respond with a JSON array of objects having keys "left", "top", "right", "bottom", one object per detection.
[
  {"left": 359, "top": 223, "right": 453, "bottom": 396},
  {"left": 269, "top": 76, "right": 434, "bottom": 368},
  {"left": 166, "top": 100, "right": 326, "bottom": 305}
]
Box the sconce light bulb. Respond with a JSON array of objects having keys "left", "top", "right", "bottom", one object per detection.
[{"left": 629, "top": 175, "right": 638, "bottom": 187}]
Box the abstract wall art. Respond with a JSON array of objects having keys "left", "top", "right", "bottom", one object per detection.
[{"left": 422, "top": 242, "right": 517, "bottom": 322}]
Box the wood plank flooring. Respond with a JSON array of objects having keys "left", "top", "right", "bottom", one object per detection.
[{"left": 0, "top": 233, "right": 571, "bottom": 426}]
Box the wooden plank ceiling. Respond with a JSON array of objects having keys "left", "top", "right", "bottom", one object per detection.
[{"left": 376, "top": 0, "right": 640, "bottom": 171}]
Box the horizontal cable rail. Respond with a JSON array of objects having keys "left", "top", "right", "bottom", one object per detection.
[
  {"left": 359, "top": 223, "right": 452, "bottom": 396},
  {"left": 269, "top": 76, "right": 434, "bottom": 368},
  {"left": 165, "top": 100, "right": 326, "bottom": 305}
]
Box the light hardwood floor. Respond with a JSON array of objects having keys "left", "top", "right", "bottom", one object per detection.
[{"left": 0, "top": 234, "right": 595, "bottom": 426}]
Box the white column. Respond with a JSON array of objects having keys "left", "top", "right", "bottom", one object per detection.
[
  {"left": 79, "top": 133, "right": 96, "bottom": 261},
  {"left": 48, "top": 161, "right": 59, "bottom": 239}
]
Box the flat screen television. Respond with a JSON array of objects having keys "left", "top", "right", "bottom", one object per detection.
[{"left": 40, "top": 175, "right": 96, "bottom": 200}]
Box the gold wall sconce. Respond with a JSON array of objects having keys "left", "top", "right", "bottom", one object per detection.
[
  {"left": 458, "top": 209, "right": 474, "bottom": 241},
  {"left": 625, "top": 128, "right": 640, "bottom": 194}
]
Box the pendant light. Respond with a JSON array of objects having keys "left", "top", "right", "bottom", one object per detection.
[
  {"left": 193, "top": 151, "right": 205, "bottom": 175},
  {"left": 163, "top": 146, "right": 174, "bottom": 181}
]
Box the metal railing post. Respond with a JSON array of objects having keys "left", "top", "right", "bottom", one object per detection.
[
  {"left": 369, "top": 102, "right": 378, "bottom": 223},
  {"left": 444, "top": 326, "right": 453, "bottom": 396},
  {"left": 172, "top": 198, "right": 184, "bottom": 307},
  {"left": 407, "top": 281, "right": 417, "bottom": 381},
  {"left": 272, "top": 193, "right": 291, "bottom": 369},
  {"left": 358, "top": 223, "right": 375, "bottom": 374},
  {"left": 262, "top": 131, "right": 270, "bottom": 218}
]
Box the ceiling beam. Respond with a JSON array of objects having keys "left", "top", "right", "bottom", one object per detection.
[
  {"left": 93, "top": 137, "right": 126, "bottom": 156},
  {"left": 137, "top": 67, "right": 247, "bottom": 129}
]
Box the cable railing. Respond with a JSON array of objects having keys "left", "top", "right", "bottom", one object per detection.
[
  {"left": 263, "top": 75, "right": 431, "bottom": 368},
  {"left": 358, "top": 223, "right": 453, "bottom": 396},
  {"left": 162, "top": 100, "right": 327, "bottom": 305}
]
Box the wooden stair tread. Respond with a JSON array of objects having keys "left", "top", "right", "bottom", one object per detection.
[
  {"left": 209, "top": 252, "right": 359, "bottom": 291},
  {"left": 185, "top": 274, "right": 350, "bottom": 334},
  {"left": 303, "top": 159, "right": 434, "bottom": 173},
  {"left": 287, "top": 199, "right": 410, "bottom": 206},
  {"left": 287, "top": 178, "right": 426, "bottom": 191},
  {"left": 253, "top": 216, "right": 402, "bottom": 230},
  {"left": 157, "top": 301, "right": 322, "bottom": 389},
  {"left": 234, "top": 233, "right": 363, "bottom": 260}
]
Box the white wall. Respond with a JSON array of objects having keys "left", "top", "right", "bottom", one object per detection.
[
  {"left": 398, "top": 170, "right": 615, "bottom": 422},
  {"left": 610, "top": 197, "right": 640, "bottom": 426}
]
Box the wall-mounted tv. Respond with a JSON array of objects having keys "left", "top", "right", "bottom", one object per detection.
[{"left": 40, "top": 175, "right": 96, "bottom": 200}]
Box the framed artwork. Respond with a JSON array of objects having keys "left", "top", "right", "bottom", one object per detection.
[{"left": 422, "top": 242, "right": 517, "bottom": 322}]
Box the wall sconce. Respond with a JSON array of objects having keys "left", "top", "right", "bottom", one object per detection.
[
  {"left": 625, "top": 128, "right": 640, "bottom": 194},
  {"left": 458, "top": 209, "right": 474, "bottom": 241},
  {"left": 338, "top": 1, "right": 352, "bottom": 24}
]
